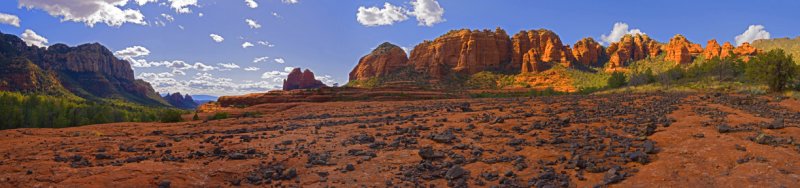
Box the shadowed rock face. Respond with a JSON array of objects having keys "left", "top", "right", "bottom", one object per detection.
[
  {"left": 513, "top": 29, "right": 575, "bottom": 73},
  {"left": 282, "top": 68, "right": 326, "bottom": 91},
  {"left": 0, "top": 31, "right": 165, "bottom": 106},
  {"left": 606, "top": 34, "right": 661, "bottom": 69},
  {"left": 572, "top": 37, "right": 606, "bottom": 67},
  {"left": 409, "top": 28, "right": 513, "bottom": 79},
  {"left": 162, "top": 93, "right": 199, "bottom": 109},
  {"left": 349, "top": 42, "right": 409, "bottom": 81}
]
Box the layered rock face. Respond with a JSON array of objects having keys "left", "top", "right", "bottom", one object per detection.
[
  {"left": 512, "top": 29, "right": 574, "bottom": 73},
  {"left": 606, "top": 34, "right": 661, "bottom": 68},
  {"left": 664, "top": 34, "right": 695, "bottom": 65},
  {"left": 0, "top": 31, "right": 166, "bottom": 106},
  {"left": 409, "top": 28, "right": 512, "bottom": 78},
  {"left": 703, "top": 40, "right": 722, "bottom": 59},
  {"left": 282, "top": 68, "right": 326, "bottom": 91},
  {"left": 162, "top": 92, "right": 199, "bottom": 109},
  {"left": 734, "top": 42, "right": 758, "bottom": 56},
  {"left": 572, "top": 38, "right": 605, "bottom": 67},
  {"left": 349, "top": 42, "right": 409, "bottom": 81},
  {"left": 0, "top": 57, "right": 63, "bottom": 93}
]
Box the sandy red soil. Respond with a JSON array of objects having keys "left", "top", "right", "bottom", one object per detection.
[{"left": 1, "top": 92, "right": 799, "bottom": 187}]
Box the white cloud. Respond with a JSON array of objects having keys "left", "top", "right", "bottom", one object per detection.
[
  {"left": 191, "top": 62, "right": 216, "bottom": 71},
  {"left": 274, "top": 58, "right": 285, "bottom": 64},
  {"left": 209, "top": 34, "right": 224, "bottom": 42},
  {"left": 217, "top": 63, "right": 240, "bottom": 69},
  {"left": 161, "top": 13, "right": 174, "bottom": 22},
  {"left": 245, "top": 19, "right": 261, "bottom": 29},
  {"left": 271, "top": 12, "right": 281, "bottom": 18},
  {"left": 242, "top": 42, "right": 254, "bottom": 48},
  {"left": 21, "top": 29, "right": 48, "bottom": 47},
  {"left": 253, "top": 56, "right": 269, "bottom": 63},
  {"left": 735, "top": 25, "right": 770, "bottom": 46},
  {"left": 410, "top": 0, "right": 445, "bottom": 27},
  {"left": 167, "top": 0, "right": 198, "bottom": 13},
  {"left": 244, "top": 0, "right": 258, "bottom": 8},
  {"left": 257, "top": 41, "right": 275, "bottom": 47},
  {"left": 198, "top": 12, "right": 204, "bottom": 17},
  {"left": 356, "top": 2, "right": 409, "bottom": 26},
  {"left": 171, "top": 68, "right": 186, "bottom": 75},
  {"left": 282, "top": 0, "right": 298, "bottom": 4},
  {"left": 114, "top": 46, "right": 150, "bottom": 59},
  {"left": 244, "top": 67, "right": 260, "bottom": 71},
  {"left": 134, "top": 0, "right": 157, "bottom": 6},
  {"left": 315, "top": 75, "right": 338, "bottom": 86},
  {"left": 0, "top": 13, "right": 21, "bottom": 27},
  {"left": 19, "top": 0, "right": 147, "bottom": 27},
  {"left": 600, "top": 22, "right": 645, "bottom": 45}
]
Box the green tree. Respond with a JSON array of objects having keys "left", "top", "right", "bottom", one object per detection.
[
  {"left": 607, "top": 72, "right": 627, "bottom": 88},
  {"left": 746, "top": 49, "right": 798, "bottom": 92}
]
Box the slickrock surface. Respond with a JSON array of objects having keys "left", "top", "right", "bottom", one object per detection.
[{"left": 1, "top": 93, "right": 800, "bottom": 187}]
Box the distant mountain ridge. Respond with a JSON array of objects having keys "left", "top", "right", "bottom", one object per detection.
[
  {"left": 162, "top": 92, "right": 198, "bottom": 109},
  {"left": 0, "top": 31, "right": 168, "bottom": 106}
]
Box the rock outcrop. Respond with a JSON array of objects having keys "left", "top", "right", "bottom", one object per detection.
[
  {"left": 664, "top": 34, "right": 694, "bottom": 65},
  {"left": 720, "top": 42, "right": 735, "bottom": 59},
  {"left": 0, "top": 31, "right": 166, "bottom": 106},
  {"left": 512, "top": 29, "right": 574, "bottom": 73},
  {"left": 409, "top": 28, "right": 512, "bottom": 78},
  {"left": 606, "top": 34, "right": 661, "bottom": 69},
  {"left": 572, "top": 38, "right": 605, "bottom": 67},
  {"left": 283, "top": 68, "right": 326, "bottom": 91},
  {"left": 349, "top": 42, "right": 409, "bottom": 81},
  {"left": 162, "top": 92, "right": 198, "bottom": 109},
  {"left": 734, "top": 42, "right": 759, "bottom": 56},
  {"left": 703, "top": 39, "right": 722, "bottom": 59}
]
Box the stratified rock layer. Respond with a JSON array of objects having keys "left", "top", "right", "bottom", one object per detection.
[
  {"left": 703, "top": 40, "right": 722, "bottom": 59},
  {"left": 0, "top": 31, "right": 165, "bottom": 106},
  {"left": 409, "top": 28, "right": 512, "bottom": 78},
  {"left": 512, "top": 29, "right": 574, "bottom": 73}
]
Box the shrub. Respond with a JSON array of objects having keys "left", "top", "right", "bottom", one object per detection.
[
  {"left": 745, "top": 49, "right": 798, "bottom": 92},
  {"left": 207, "top": 112, "right": 229, "bottom": 121},
  {"left": 628, "top": 68, "right": 655, "bottom": 86},
  {"left": 607, "top": 72, "right": 627, "bottom": 88},
  {"left": 192, "top": 112, "right": 200, "bottom": 120},
  {"left": 159, "top": 110, "right": 184, "bottom": 123}
]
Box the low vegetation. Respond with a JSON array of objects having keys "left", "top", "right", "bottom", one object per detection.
[{"left": 0, "top": 91, "right": 186, "bottom": 129}]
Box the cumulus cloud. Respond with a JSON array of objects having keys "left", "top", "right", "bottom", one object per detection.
[
  {"left": 242, "top": 42, "right": 254, "bottom": 48},
  {"left": 21, "top": 29, "right": 48, "bottom": 47},
  {"left": 244, "top": 0, "right": 258, "bottom": 8},
  {"left": 253, "top": 56, "right": 269, "bottom": 63},
  {"left": 217, "top": 63, "right": 240, "bottom": 69},
  {"left": 735, "top": 25, "right": 770, "bottom": 46},
  {"left": 114, "top": 46, "right": 150, "bottom": 58},
  {"left": 356, "top": 2, "right": 409, "bottom": 26},
  {"left": 0, "top": 13, "right": 21, "bottom": 27},
  {"left": 282, "top": 0, "right": 298, "bottom": 4},
  {"left": 167, "top": 0, "right": 198, "bottom": 13},
  {"left": 600, "top": 22, "right": 645, "bottom": 45},
  {"left": 410, "top": 0, "right": 445, "bottom": 27},
  {"left": 209, "top": 34, "right": 224, "bottom": 42},
  {"left": 19, "top": 0, "right": 147, "bottom": 27},
  {"left": 134, "top": 0, "right": 157, "bottom": 6},
  {"left": 274, "top": 58, "right": 285, "bottom": 64},
  {"left": 138, "top": 71, "right": 276, "bottom": 96},
  {"left": 244, "top": 67, "right": 260, "bottom": 71},
  {"left": 245, "top": 19, "right": 261, "bottom": 29}
]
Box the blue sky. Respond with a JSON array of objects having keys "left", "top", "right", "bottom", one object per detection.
[{"left": 0, "top": 0, "right": 797, "bottom": 96}]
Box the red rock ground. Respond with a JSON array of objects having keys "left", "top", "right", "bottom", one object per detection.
[{"left": 1, "top": 92, "right": 799, "bottom": 187}]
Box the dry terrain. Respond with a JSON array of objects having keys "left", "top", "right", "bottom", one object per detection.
[{"left": 1, "top": 93, "right": 800, "bottom": 187}]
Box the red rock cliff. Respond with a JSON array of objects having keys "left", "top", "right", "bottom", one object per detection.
[
  {"left": 349, "top": 42, "right": 409, "bottom": 81},
  {"left": 572, "top": 38, "right": 605, "bottom": 67},
  {"left": 664, "top": 34, "right": 695, "bottom": 65},
  {"left": 512, "top": 29, "right": 575, "bottom": 73},
  {"left": 283, "top": 68, "right": 326, "bottom": 91},
  {"left": 606, "top": 34, "right": 661, "bottom": 69},
  {"left": 408, "top": 28, "right": 512, "bottom": 78}
]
